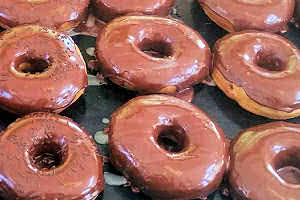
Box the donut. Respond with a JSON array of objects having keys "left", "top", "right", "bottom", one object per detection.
[
  {"left": 198, "top": 0, "right": 295, "bottom": 33},
  {"left": 229, "top": 121, "right": 300, "bottom": 199},
  {"left": 212, "top": 31, "right": 300, "bottom": 119},
  {"left": 96, "top": 16, "right": 211, "bottom": 95},
  {"left": 108, "top": 95, "right": 228, "bottom": 199},
  {"left": 92, "top": 0, "right": 175, "bottom": 22},
  {"left": 0, "top": 112, "right": 104, "bottom": 199},
  {"left": 0, "top": 25, "right": 87, "bottom": 115},
  {"left": 0, "top": 0, "right": 90, "bottom": 31}
]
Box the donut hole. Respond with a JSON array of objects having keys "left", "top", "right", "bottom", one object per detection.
[
  {"left": 29, "top": 136, "right": 68, "bottom": 170},
  {"left": 157, "top": 125, "right": 188, "bottom": 153},
  {"left": 138, "top": 38, "right": 173, "bottom": 59},
  {"left": 255, "top": 51, "right": 285, "bottom": 71},
  {"left": 16, "top": 57, "right": 51, "bottom": 74},
  {"left": 274, "top": 148, "right": 300, "bottom": 184}
]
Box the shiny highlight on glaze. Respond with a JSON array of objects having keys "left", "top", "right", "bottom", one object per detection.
[
  {"left": 92, "top": 0, "right": 175, "bottom": 22},
  {"left": 198, "top": 0, "right": 295, "bottom": 32},
  {"left": 0, "top": 0, "right": 90, "bottom": 31},
  {"left": 109, "top": 95, "right": 228, "bottom": 200},
  {"left": 229, "top": 122, "right": 300, "bottom": 199},
  {"left": 96, "top": 16, "right": 211, "bottom": 94},
  {"left": 213, "top": 31, "right": 300, "bottom": 113},
  {"left": 0, "top": 112, "right": 104, "bottom": 200},
  {"left": 0, "top": 25, "right": 87, "bottom": 115}
]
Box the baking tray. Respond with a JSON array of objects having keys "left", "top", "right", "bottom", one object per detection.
[{"left": 0, "top": 0, "right": 299, "bottom": 199}]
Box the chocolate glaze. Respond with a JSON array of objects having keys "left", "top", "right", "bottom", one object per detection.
[
  {"left": 0, "top": 25, "right": 87, "bottom": 115},
  {"left": 109, "top": 95, "right": 228, "bottom": 200},
  {"left": 229, "top": 121, "right": 300, "bottom": 200},
  {"left": 0, "top": 0, "right": 90, "bottom": 31},
  {"left": 96, "top": 16, "right": 211, "bottom": 94},
  {"left": 0, "top": 112, "right": 104, "bottom": 200},
  {"left": 198, "top": 0, "right": 295, "bottom": 32},
  {"left": 69, "top": 13, "right": 106, "bottom": 37},
  {"left": 171, "top": 87, "right": 194, "bottom": 103},
  {"left": 92, "top": 0, "right": 175, "bottom": 22},
  {"left": 213, "top": 31, "right": 300, "bottom": 112}
]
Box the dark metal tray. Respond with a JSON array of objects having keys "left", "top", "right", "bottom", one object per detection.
[{"left": 0, "top": 0, "right": 299, "bottom": 199}]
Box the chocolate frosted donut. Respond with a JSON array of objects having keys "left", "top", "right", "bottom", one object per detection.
[
  {"left": 198, "top": 0, "right": 295, "bottom": 32},
  {"left": 229, "top": 122, "right": 300, "bottom": 200},
  {"left": 96, "top": 16, "right": 211, "bottom": 94},
  {"left": 109, "top": 95, "right": 228, "bottom": 200},
  {"left": 212, "top": 31, "right": 300, "bottom": 119},
  {"left": 0, "top": 112, "right": 104, "bottom": 199},
  {"left": 0, "top": 0, "right": 90, "bottom": 31},
  {"left": 0, "top": 25, "right": 87, "bottom": 115},
  {"left": 92, "top": 0, "right": 175, "bottom": 22}
]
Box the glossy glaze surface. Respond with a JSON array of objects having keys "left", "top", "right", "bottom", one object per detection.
[
  {"left": 96, "top": 16, "right": 211, "bottom": 94},
  {"left": 229, "top": 121, "right": 300, "bottom": 199},
  {"left": 109, "top": 95, "right": 228, "bottom": 200},
  {"left": 198, "top": 0, "right": 295, "bottom": 32},
  {"left": 92, "top": 0, "right": 175, "bottom": 22},
  {"left": 0, "top": 25, "right": 87, "bottom": 114},
  {"left": 0, "top": 0, "right": 90, "bottom": 31},
  {"left": 172, "top": 87, "right": 194, "bottom": 103},
  {"left": 213, "top": 31, "right": 300, "bottom": 112},
  {"left": 0, "top": 112, "right": 104, "bottom": 199}
]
